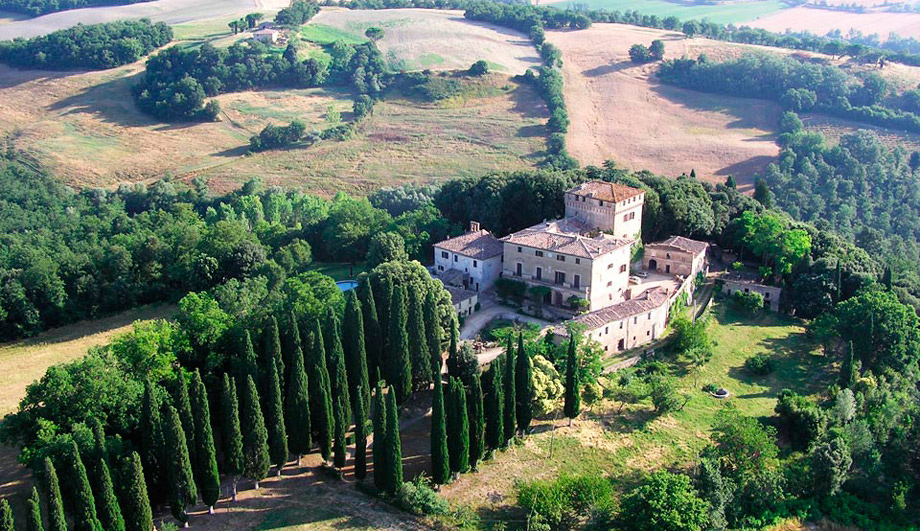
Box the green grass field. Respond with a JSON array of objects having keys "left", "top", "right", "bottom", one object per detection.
[
  {"left": 300, "top": 23, "right": 367, "bottom": 45},
  {"left": 443, "top": 301, "right": 831, "bottom": 520},
  {"left": 548, "top": 0, "right": 787, "bottom": 24}
]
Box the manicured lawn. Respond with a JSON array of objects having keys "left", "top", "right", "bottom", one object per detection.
[
  {"left": 300, "top": 23, "right": 367, "bottom": 45},
  {"left": 547, "top": 0, "right": 788, "bottom": 24},
  {"left": 308, "top": 262, "right": 367, "bottom": 281}
]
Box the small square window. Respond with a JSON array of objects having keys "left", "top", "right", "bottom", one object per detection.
[
  {"left": 619, "top": 264, "right": 627, "bottom": 273},
  {"left": 607, "top": 281, "right": 612, "bottom": 287},
  {"left": 535, "top": 250, "right": 544, "bottom": 257},
  {"left": 517, "top": 246, "right": 522, "bottom": 253},
  {"left": 575, "top": 258, "right": 581, "bottom": 264},
  {"left": 441, "top": 251, "right": 449, "bottom": 259},
  {"left": 557, "top": 255, "right": 565, "bottom": 262}
]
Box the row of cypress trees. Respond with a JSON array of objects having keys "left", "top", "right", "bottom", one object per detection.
[
  {"left": 430, "top": 332, "right": 550, "bottom": 485},
  {"left": 2, "top": 446, "right": 155, "bottom": 531}
]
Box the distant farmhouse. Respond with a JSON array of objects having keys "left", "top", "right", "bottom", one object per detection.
[
  {"left": 253, "top": 28, "right": 280, "bottom": 44},
  {"left": 432, "top": 180, "right": 709, "bottom": 354}
]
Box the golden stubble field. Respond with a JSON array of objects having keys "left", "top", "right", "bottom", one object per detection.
[{"left": 548, "top": 22, "right": 920, "bottom": 189}]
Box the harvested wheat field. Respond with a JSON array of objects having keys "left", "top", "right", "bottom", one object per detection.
[
  {"left": 548, "top": 24, "right": 786, "bottom": 188},
  {"left": 0, "top": 0, "right": 289, "bottom": 40},
  {"left": 745, "top": 6, "right": 920, "bottom": 41},
  {"left": 310, "top": 8, "right": 542, "bottom": 74}
]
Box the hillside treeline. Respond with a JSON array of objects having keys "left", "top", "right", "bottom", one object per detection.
[
  {"left": 133, "top": 39, "right": 384, "bottom": 120},
  {"left": 0, "top": 19, "right": 172, "bottom": 70},
  {"left": 658, "top": 52, "right": 920, "bottom": 133},
  {"left": 0, "top": 156, "right": 456, "bottom": 340},
  {"left": 0, "top": 0, "right": 150, "bottom": 16}
]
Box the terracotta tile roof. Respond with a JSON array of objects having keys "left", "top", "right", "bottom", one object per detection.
[
  {"left": 647, "top": 236, "right": 709, "bottom": 255},
  {"left": 444, "top": 284, "right": 477, "bottom": 305},
  {"left": 568, "top": 180, "right": 644, "bottom": 203},
  {"left": 501, "top": 219, "right": 631, "bottom": 259},
  {"left": 434, "top": 230, "right": 503, "bottom": 260},
  {"left": 560, "top": 287, "right": 670, "bottom": 333}
]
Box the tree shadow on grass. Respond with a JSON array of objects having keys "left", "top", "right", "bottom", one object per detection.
[
  {"left": 582, "top": 61, "right": 635, "bottom": 78},
  {"left": 45, "top": 69, "right": 157, "bottom": 129},
  {"left": 647, "top": 81, "right": 782, "bottom": 132},
  {"left": 727, "top": 331, "right": 828, "bottom": 402}
]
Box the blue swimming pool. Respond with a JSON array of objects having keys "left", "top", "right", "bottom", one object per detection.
[{"left": 336, "top": 280, "right": 359, "bottom": 291}]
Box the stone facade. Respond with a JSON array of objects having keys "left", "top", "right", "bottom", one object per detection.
[
  {"left": 500, "top": 218, "right": 633, "bottom": 312},
  {"left": 643, "top": 236, "right": 709, "bottom": 278},
  {"left": 723, "top": 273, "right": 782, "bottom": 311},
  {"left": 445, "top": 285, "right": 479, "bottom": 318},
  {"left": 564, "top": 181, "right": 645, "bottom": 239},
  {"left": 554, "top": 287, "right": 671, "bottom": 353},
  {"left": 433, "top": 222, "right": 503, "bottom": 292}
]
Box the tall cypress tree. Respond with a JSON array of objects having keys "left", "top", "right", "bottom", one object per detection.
[
  {"left": 408, "top": 288, "right": 431, "bottom": 390},
  {"left": 92, "top": 457, "right": 125, "bottom": 531},
  {"left": 358, "top": 281, "right": 382, "bottom": 389},
  {"left": 564, "top": 336, "right": 581, "bottom": 425},
  {"left": 264, "top": 358, "right": 289, "bottom": 474},
  {"left": 430, "top": 379, "right": 450, "bottom": 485},
  {"left": 120, "top": 452, "right": 153, "bottom": 531},
  {"left": 468, "top": 372, "right": 485, "bottom": 470},
  {"left": 190, "top": 370, "right": 220, "bottom": 512},
  {"left": 308, "top": 323, "right": 334, "bottom": 462},
  {"left": 343, "top": 290, "right": 371, "bottom": 415},
  {"left": 0, "top": 499, "right": 12, "bottom": 531},
  {"left": 484, "top": 361, "right": 504, "bottom": 452},
  {"left": 354, "top": 385, "right": 369, "bottom": 481},
  {"left": 65, "top": 440, "right": 102, "bottom": 531},
  {"left": 237, "top": 330, "right": 259, "bottom": 383},
  {"left": 87, "top": 419, "right": 123, "bottom": 531},
  {"left": 264, "top": 316, "right": 284, "bottom": 393},
  {"left": 384, "top": 389, "right": 403, "bottom": 494},
  {"left": 163, "top": 405, "right": 196, "bottom": 525},
  {"left": 139, "top": 380, "right": 164, "bottom": 497},
  {"left": 502, "top": 337, "right": 516, "bottom": 446},
  {"left": 172, "top": 373, "right": 197, "bottom": 482},
  {"left": 43, "top": 458, "right": 67, "bottom": 531},
  {"left": 376, "top": 275, "right": 394, "bottom": 351},
  {"left": 286, "top": 342, "right": 312, "bottom": 466},
  {"left": 220, "top": 375, "right": 244, "bottom": 500},
  {"left": 446, "top": 313, "right": 459, "bottom": 378},
  {"left": 514, "top": 333, "right": 533, "bottom": 436},
  {"left": 25, "top": 487, "right": 43, "bottom": 531},
  {"left": 386, "top": 284, "right": 412, "bottom": 404},
  {"left": 372, "top": 382, "right": 387, "bottom": 492},
  {"left": 241, "top": 375, "right": 270, "bottom": 489},
  {"left": 447, "top": 377, "right": 470, "bottom": 475},
  {"left": 840, "top": 341, "right": 859, "bottom": 389},
  {"left": 424, "top": 290, "right": 442, "bottom": 379},
  {"left": 282, "top": 312, "right": 301, "bottom": 391},
  {"left": 325, "top": 311, "right": 352, "bottom": 469}
]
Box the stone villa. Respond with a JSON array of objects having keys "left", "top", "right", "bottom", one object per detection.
[{"left": 433, "top": 180, "right": 709, "bottom": 353}]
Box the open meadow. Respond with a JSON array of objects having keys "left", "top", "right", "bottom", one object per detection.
[
  {"left": 0, "top": 8, "right": 545, "bottom": 194},
  {"left": 545, "top": 0, "right": 788, "bottom": 25}
]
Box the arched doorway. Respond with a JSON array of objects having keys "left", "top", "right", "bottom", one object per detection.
[{"left": 648, "top": 259, "right": 658, "bottom": 271}]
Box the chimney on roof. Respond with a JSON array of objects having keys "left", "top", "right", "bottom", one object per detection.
[{"left": 470, "top": 221, "right": 480, "bottom": 232}]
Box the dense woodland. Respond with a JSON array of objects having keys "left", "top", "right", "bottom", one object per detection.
[
  {"left": 0, "top": 19, "right": 172, "bottom": 70},
  {"left": 0, "top": 0, "right": 151, "bottom": 16}
]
